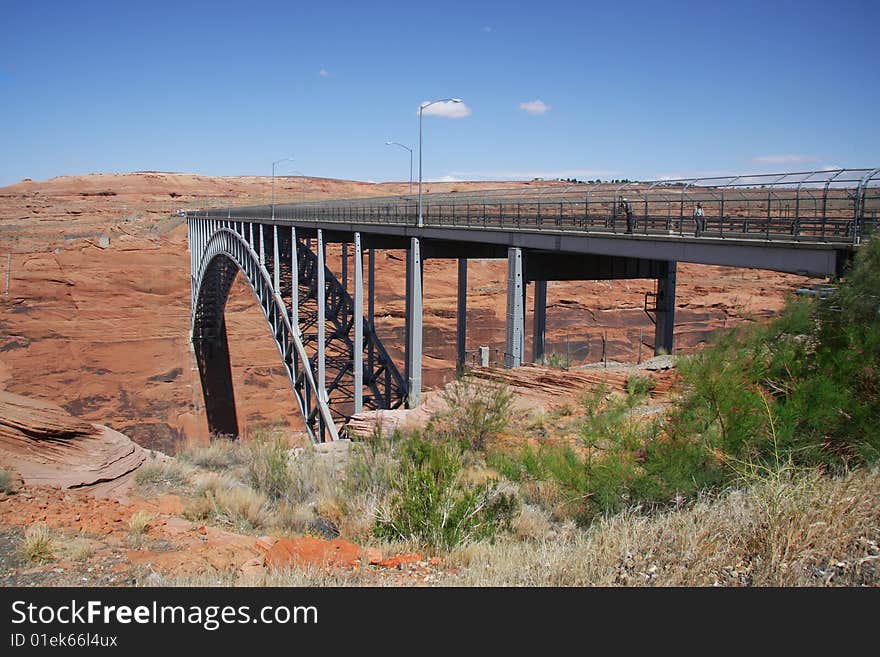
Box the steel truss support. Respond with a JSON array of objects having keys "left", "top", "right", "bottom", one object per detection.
[{"left": 189, "top": 219, "right": 406, "bottom": 444}]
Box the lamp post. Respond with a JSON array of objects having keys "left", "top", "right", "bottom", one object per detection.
[
  {"left": 272, "top": 156, "right": 294, "bottom": 219},
  {"left": 385, "top": 141, "right": 413, "bottom": 196},
  {"left": 418, "top": 98, "right": 462, "bottom": 228}
]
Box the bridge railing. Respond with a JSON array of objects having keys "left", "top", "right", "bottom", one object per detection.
[{"left": 202, "top": 168, "right": 880, "bottom": 245}]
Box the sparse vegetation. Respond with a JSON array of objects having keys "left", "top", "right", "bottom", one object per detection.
[
  {"left": 429, "top": 376, "right": 513, "bottom": 451},
  {"left": 625, "top": 374, "right": 654, "bottom": 398},
  {"left": 178, "top": 438, "right": 248, "bottom": 472},
  {"left": 21, "top": 524, "right": 55, "bottom": 564},
  {"left": 184, "top": 474, "right": 271, "bottom": 533},
  {"left": 0, "top": 468, "right": 16, "bottom": 494},
  {"left": 135, "top": 457, "right": 195, "bottom": 496},
  {"left": 247, "top": 433, "right": 293, "bottom": 502},
  {"left": 542, "top": 352, "right": 572, "bottom": 370},
  {"left": 128, "top": 510, "right": 156, "bottom": 536},
  {"left": 447, "top": 466, "right": 880, "bottom": 586}
]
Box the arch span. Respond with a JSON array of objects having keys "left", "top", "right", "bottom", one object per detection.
[{"left": 192, "top": 226, "right": 337, "bottom": 442}]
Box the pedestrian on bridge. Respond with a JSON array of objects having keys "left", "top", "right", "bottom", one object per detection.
[
  {"left": 620, "top": 198, "right": 635, "bottom": 234},
  {"left": 693, "top": 202, "right": 705, "bottom": 237}
]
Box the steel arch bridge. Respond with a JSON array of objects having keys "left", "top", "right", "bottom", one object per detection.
[{"left": 190, "top": 222, "right": 405, "bottom": 443}]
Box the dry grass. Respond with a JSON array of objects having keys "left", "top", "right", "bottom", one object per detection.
[
  {"left": 143, "top": 564, "right": 379, "bottom": 587},
  {"left": 134, "top": 456, "right": 196, "bottom": 496},
  {"left": 63, "top": 539, "right": 96, "bottom": 562},
  {"left": 184, "top": 474, "right": 271, "bottom": 533},
  {"left": 177, "top": 438, "right": 248, "bottom": 473},
  {"left": 129, "top": 510, "right": 156, "bottom": 536},
  {"left": 447, "top": 467, "right": 880, "bottom": 586},
  {"left": 21, "top": 524, "right": 55, "bottom": 564}
]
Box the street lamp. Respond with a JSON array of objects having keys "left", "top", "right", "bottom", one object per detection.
[
  {"left": 272, "top": 156, "right": 294, "bottom": 219},
  {"left": 418, "top": 98, "right": 462, "bottom": 228},
  {"left": 385, "top": 141, "right": 413, "bottom": 196}
]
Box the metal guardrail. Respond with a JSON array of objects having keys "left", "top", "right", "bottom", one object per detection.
[{"left": 200, "top": 168, "right": 880, "bottom": 245}]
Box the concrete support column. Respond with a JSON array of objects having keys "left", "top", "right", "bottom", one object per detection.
[
  {"left": 353, "top": 233, "right": 364, "bottom": 414},
  {"left": 655, "top": 260, "right": 677, "bottom": 356},
  {"left": 259, "top": 223, "right": 265, "bottom": 266},
  {"left": 317, "top": 229, "right": 327, "bottom": 401},
  {"left": 456, "top": 258, "right": 468, "bottom": 371},
  {"left": 405, "top": 237, "right": 423, "bottom": 408},
  {"left": 533, "top": 279, "right": 547, "bottom": 363},
  {"left": 248, "top": 222, "right": 254, "bottom": 252},
  {"left": 505, "top": 247, "right": 525, "bottom": 368}
]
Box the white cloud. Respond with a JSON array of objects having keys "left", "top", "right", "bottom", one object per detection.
[
  {"left": 519, "top": 99, "right": 551, "bottom": 115},
  {"left": 420, "top": 100, "right": 472, "bottom": 119},
  {"left": 753, "top": 154, "right": 817, "bottom": 165},
  {"left": 483, "top": 26, "right": 492, "bottom": 32},
  {"left": 319, "top": 69, "right": 330, "bottom": 78}
]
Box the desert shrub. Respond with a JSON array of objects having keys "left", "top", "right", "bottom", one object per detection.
[
  {"left": 21, "top": 524, "right": 55, "bottom": 563},
  {"left": 626, "top": 374, "right": 655, "bottom": 398},
  {"left": 0, "top": 468, "right": 16, "bottom": 494},
  {"left": 542, "top": 352, "right": 572, "bottom": 370},
  {"left": 673, "top": 236, "right": 880, "bottom": 471},
  {"left": 247, "top": 435, "right": 292, "bottom": 502},
  {"left": 430, "top": 377, "right": 514, "bottom": 451},
  {"left": 375, "top": 436, "right": 518, "bottom": 549},
  {"left": 128, "top": 510, "right": 156, "bottom": 536}
]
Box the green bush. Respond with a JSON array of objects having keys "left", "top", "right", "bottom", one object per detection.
[
  {"left": 626, "top": 374, "right": 655, "bottom": 398},
  {"left": 375, "top": 436, "right": 518, "bottom": 549},
  {"left": 671, "top": 236, "right": 880, "bottom": 472}
]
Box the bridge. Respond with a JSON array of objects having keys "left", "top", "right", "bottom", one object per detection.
[{"left": 187, "top": 167, "right": 879, "bottom": 442}]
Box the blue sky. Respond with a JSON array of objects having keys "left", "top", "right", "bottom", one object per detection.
[{"left": 1, "top": 0, "right": 877, "bottom": 186}]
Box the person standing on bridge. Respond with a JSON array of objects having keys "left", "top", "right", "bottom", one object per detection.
[
  {"left": 620, "top": 198, "right": 635, "bottom": 234},
  {"left": 693, "top": 202, "right": 705, "bottom": 237}
]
